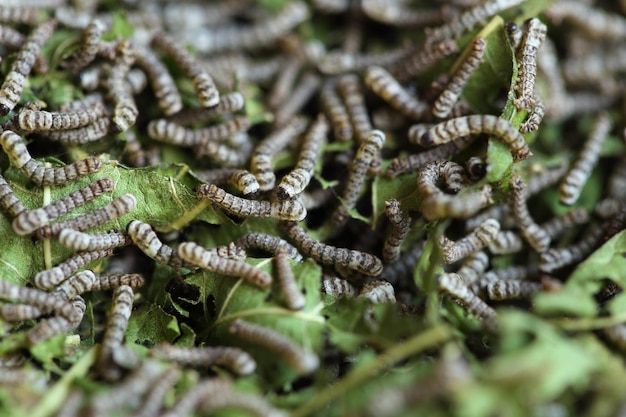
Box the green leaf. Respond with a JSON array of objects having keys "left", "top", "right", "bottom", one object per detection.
[{"left": 125, "top": 303, "right": 182, "bottom": 346}]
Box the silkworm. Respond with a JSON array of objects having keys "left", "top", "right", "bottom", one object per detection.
[
  {"left": 166, "top": 92, "right": 245, "bottom": 126},
  {"left": 432, "top": 37, "right": 486, "bottom": 119},
  {"left": 130, "top": 367, "right": 181, "bottom": 417},
  {"left": 358, "top": 280, "right": 396, "bottom": 304},
  {"left": 0, "top": 130, "right": 102, "bottom": 186},
  {"left": 161, "top": 1, "right": 252, "bottom": 29},
  {"left": 541, "top": 209, "right": 589, "bottom": 239},
  {"left": 362, "top": 0, "right": 453, "bottom": 27},
  {"left": 229, "top": 318, "right": 319, "bottom": 375},
  {"left": 152, "top": 344, "right": 256, "bottom": 376},
  {"left": 0, "top": 24, "right": 25, "bottom": 50},
  {"left": 537, "top": 37, "right": 566, "bottom": 118},
  {"left": 55, "top": 270, "right": 97, "bottom": 301},
  {"left": 337, "top": 74, "right": 373, "bottom": 144},
  {"left": 509, "top": 175, "right": 551, "bottom": 253},
  {"left": 486, "top": 280, "right": 543, "bottom": 301},
  {"left": 0, "top": 20, "right": 56, "bottom": 115},
  {"left": 559, "top": 112, "right": 612, "bottom": 205},
  {"left": 197, "top": 388, "right": 289, "bottom": 417},
  {"left": 488, "top": 230, "right": 524, "bottom": 255},
  {"left": 385, "top": 136, "right": 473, "bottom": 178},
  {"left": 126, "top": 220, "right": 189, "bottom": 268},
  {"left": 0, "top": 280, "right": 80, "bottom": 322},
  {"left": 133, "top": 44, "right": 182, "bottom": 116},
  {"left": 283, "top": 221, "right": 383, "bottom": 276},
  {"left": 0, "top": 303, "right": 44, "bottom": 321},
  {"left": 177, "top": 241, "right": 272, "bottom": 289},
  {"left": 276, "top": 114, "right": 328, "bottom": 200},
  {"left": 526, "top": 161, "right": 569, "bottom": 195},
  {"left": 159, "top": 378, "right": 233, "bottom": 417},
  {"left": 364, "top": 66, "right": 428, "bottom": 120},
  {"left": 505, "top": 21, "right": 523, "bottom": 50},
  {"left": 519, "top": 93, "right": 545, "bottom": 134},
  {"left": 26, "top": 296, "right": 86, "bottom": 344},
  {"left": 513, "top": 18, "right": 547, "bottom": 111},
  {"left": 321, "top": 273, "right": 357, "bottom": 298},
  {"left": 273, "top": 72, "right": 321, "bottom": 127},
  {"left": 539, "top": 226, "right": 605, "bottom": 273},
  {"left": 0, "top": 7, "right": 40, "bottom": 25},
  {"left": 34, "top": 249, "right": 113, "bottom": 289},
  {"left": 99, "top": 285, "right": 134, "bottom": 381},
  {"left": 414, "top": 115, "right": 532, "bottom": 161},
  {"left": 331, "top": 130, "right": 385, "bottom": 227},
  {"left": 12, "top": 178, "right": 114, "bottom": 236},
  {"left": 123, "top": 129, "right": 160, "bottom": 168},
  {"left": 59, "top": 229, "right": 132, "bottom": 252},
  {"left": 36, "top": 193, "right": 137, "bottom": 239},
  {"left": 465, "top": 156, "right": 487, "bottom": 181},
  {"left": 251, "top": 116, "right": 308, "bottom": 191},
  {"left": 438, "top": 272, "right": 497, "bottom": 330},
  {"left": 391, "top": 40, "right": 459, "bottom": 81},
  {"left": 0, "top": 173, "right": 26, "bottom": 217},
  {"left": 603, "top": 325, "right": 626, "bottom": 350},
  {"left": 456, "top": 251, "right": 489, "bottom": 286},
  {"left": 198, "top": 134, "right": 253, "bottom": 166},
  {"left": 179, "top": 1, "right": 310, "bottom": 54},
  {"left": 473, "top": 265, "right": 539, "bottom": 295},
  {"left": 103, "top": 40, "right": 138, "bottom": 132},
  {"left": 439, "top": 218, "right": 500, "bottom": 264},
  {"left": 198, "top": 184, "right": 307, "bottom": 221},
  {"left": 16, "top": 101, "right": 107, "bottom": 131},
  {"left": 151, "top": 31, "right": 219, "bottom": 108},
  {"left": 546, "top": 1, "right": 626, "bottom": 41},
  {"left": 234, "top": 232, "right": 303, "bottom": 262},
  {"left": 275, "top": 248, "right": 306, "bottom": 310},
  {"left": 147, "top": 116, "right": 250, "bottom": 148},
  {"left": 318, "top": 43, "right": 418, "bottom": 75},
  {"left": 417, "top": 160, "right": 493, "bottom": 220},
  {"left": 319, "top": 81, "right": 353, "bottom": 142},
  {"left": 424, "top": 0, "right": 524, "bottom": 46},
  {"left": 382, "top": 199, "right": 411, "bottom": 263},
  {"left": 62, "top": 19, "right": 106, "bottom": 72},
  {"left": 195, "top": 168, "right": 259, "bottom": 197}
]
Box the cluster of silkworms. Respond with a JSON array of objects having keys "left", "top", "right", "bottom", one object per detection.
[{"left": 1, "top": 0, "right": 626, "bottom": 416}]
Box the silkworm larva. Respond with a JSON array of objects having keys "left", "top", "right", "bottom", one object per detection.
[
  {"left": 541, "top": 209, "right": 589, "bottom": 239},
  {"left": 391, "top": 40, "right": 459, "bottom": 81},
  {"left": 331, "top": 130, "right": 386, "bottom": 227},
  {"left": 0, "top": 280, "right": 80, "bottom": 322},
  {"left": 432, "top": 37, "right": 486, "bottom": 119},
  {"left": 505, "top": 21, "right": 523, "bottom": 50},
  {"left": 34, "top": 249, "right": 113, "bottom": 289},
  {"left": 539, "top": 226, "right": 605, "bottom": 273},
  {"left": 519, "top": 93, "right": 545, "bottom": 134},
  {"left": 195, "top": 168, "right": 259, "bottom": 197},
  {"left": 126, "top": 220, "right": 188, "bottom": 268},
  {"left": 159, "top": 378, "right": 233, "bottom": 417},
  {"left": 55, "top": 270, "right": 96, "bottom": 301},
  {"left": 0, "top": 130, "right": 102, "bottom": 187},
  {"left": 465, "top": 156, "right": 487, "bottom": 181},
  {"left": 0, "top": 173, "right": 26, "bottom": 217},
  {"left": 385, "top": 136, "right": 473, "bottom": 178},
  {"left": 424, "top": 0, "right": 523, "bottom": 46},
  {"left": 438, "top": 272, "right": 497, "bottom": 330},
  {"left": 36, "top": 193, "right": 137, "bottom": 239},
  {"left": 59, "top": 229, "right": 132, "bottom": 252},
  {"left": 275, "top": 248, "right": 306, "bottom": 310},
  {"left": 177, "top": 241, "right": 272, "bottom": 289},
  {"left": 383, "top": 199, "right": 411, "bottom": 263},
  {"left": 273, "top": 72, "right": 322, "bottom": 127},
  {"left": 362, "top": 0, "right": 453, "bottom": 27},
  {"left": 0, "top": 7, "right": 40, "bottom": 25},
  {"left": 276, "top": 114, "right": 328, "bottom": 200},
  {"left": 229, "top": 318, "right": 319, "bottom": 375},
  {"left": 358, "top": 280, "right": 396, "bottom": 304},
  {"left": 131, "top": 367, "right": 181, "bottom": 417},
  {"left": 133, "top": 44, "right": 182, "bottom": 116},
  {"left": 147, "top": 116, "right": 250, "bottom": 148},
  {"left": 151, "top": 31, "right": 219, "bottom": 108},
  {"left": 198, "top": 135, "right": 253, "bottom": 166},
  {"left": 0, "top": 20, "right": 56, "bottom": 115},
  {"left": 166, "top": 91, "right": 245, "bottom": 126},
  {"left": 198, "top": 184, "right": 307, "bottom": 221},
  {"left": 320, "top": 80, "right": 353, "bottom": 141},
  {"left": 439, "top": 219, "right": 500, "bottom": 264},
  {"left": 414, "top": 115, "right": 532, "bottom": 161},
  {"left": 603, "top": 325, "right": 626, "bottom": 351},
  {"left": 99, "top": 285, "right": 134, "bottom": 381},
  {"left": 546, "top": 1, "right": 626, "bottom": 41},
  {"left": 16, "top": 101, "right": 107, "bottom": 131},
  {"left": 473, "top": 265, "right": 539, "bottom": 295},
  {"left": 44, "top": 117, "right": 111, "bottom": 145},
  {"left": 103, "top": 40, "right": 138, "bottom": 132},
  {"left": 283, "top": 221, "right": 383, "bottom": 276},
  {"left": 12, "top": 178, "right": 114, "bottom": 236},
  {"left": 321, "top": 273, "right": 357, "bottom": 298},
  {"left": 509, "top": 175, "right": 551, "bottom": 253},
  {"left": 62, "top": 19, "right": 106, "bottom": 72},
  {"left": 0, "top": 303, "right": 43, "bottom": 321},
  {"left": 488, "top": 230, "right": 524, "bottom": 255},
  {"left": 152, "top": 344, "right": 256, "bottom": 376},
  {"left": 559, "top": 112, "right": 612, "bottom": 205},
  {"left": 26, "top": 296, "right": 86, "bottom": 344},
  {"left": 197, "top": 387, "right": 289, "bottom": 417},
  {"left": 486, "top": 280, "right": 543, "bottom": 301},
  {"left": 251, "top": 116, "right": 308, "bottom": 191},
  {"left": 337, "top": 74, "right": 372, "bottom": 143},
  {"left": 364, "top": 66, "right": 428, "bottom": 120},
  {"left": 513, "top": 18, "right": 547, "bottom": 111},
  {"left": 234, "top": 232, "right": 303, "bottom": 262},
  {"left": 456, "top": 250, "right": 489, "bottom": 286}
]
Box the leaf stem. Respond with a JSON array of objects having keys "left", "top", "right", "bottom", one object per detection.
[{"left": 291, "top": 323, "right": 453, "bottom": 417}]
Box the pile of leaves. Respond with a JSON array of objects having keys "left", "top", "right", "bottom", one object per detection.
[{"left": 2, "top": 0, "right": 626, "bottom": 416}]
